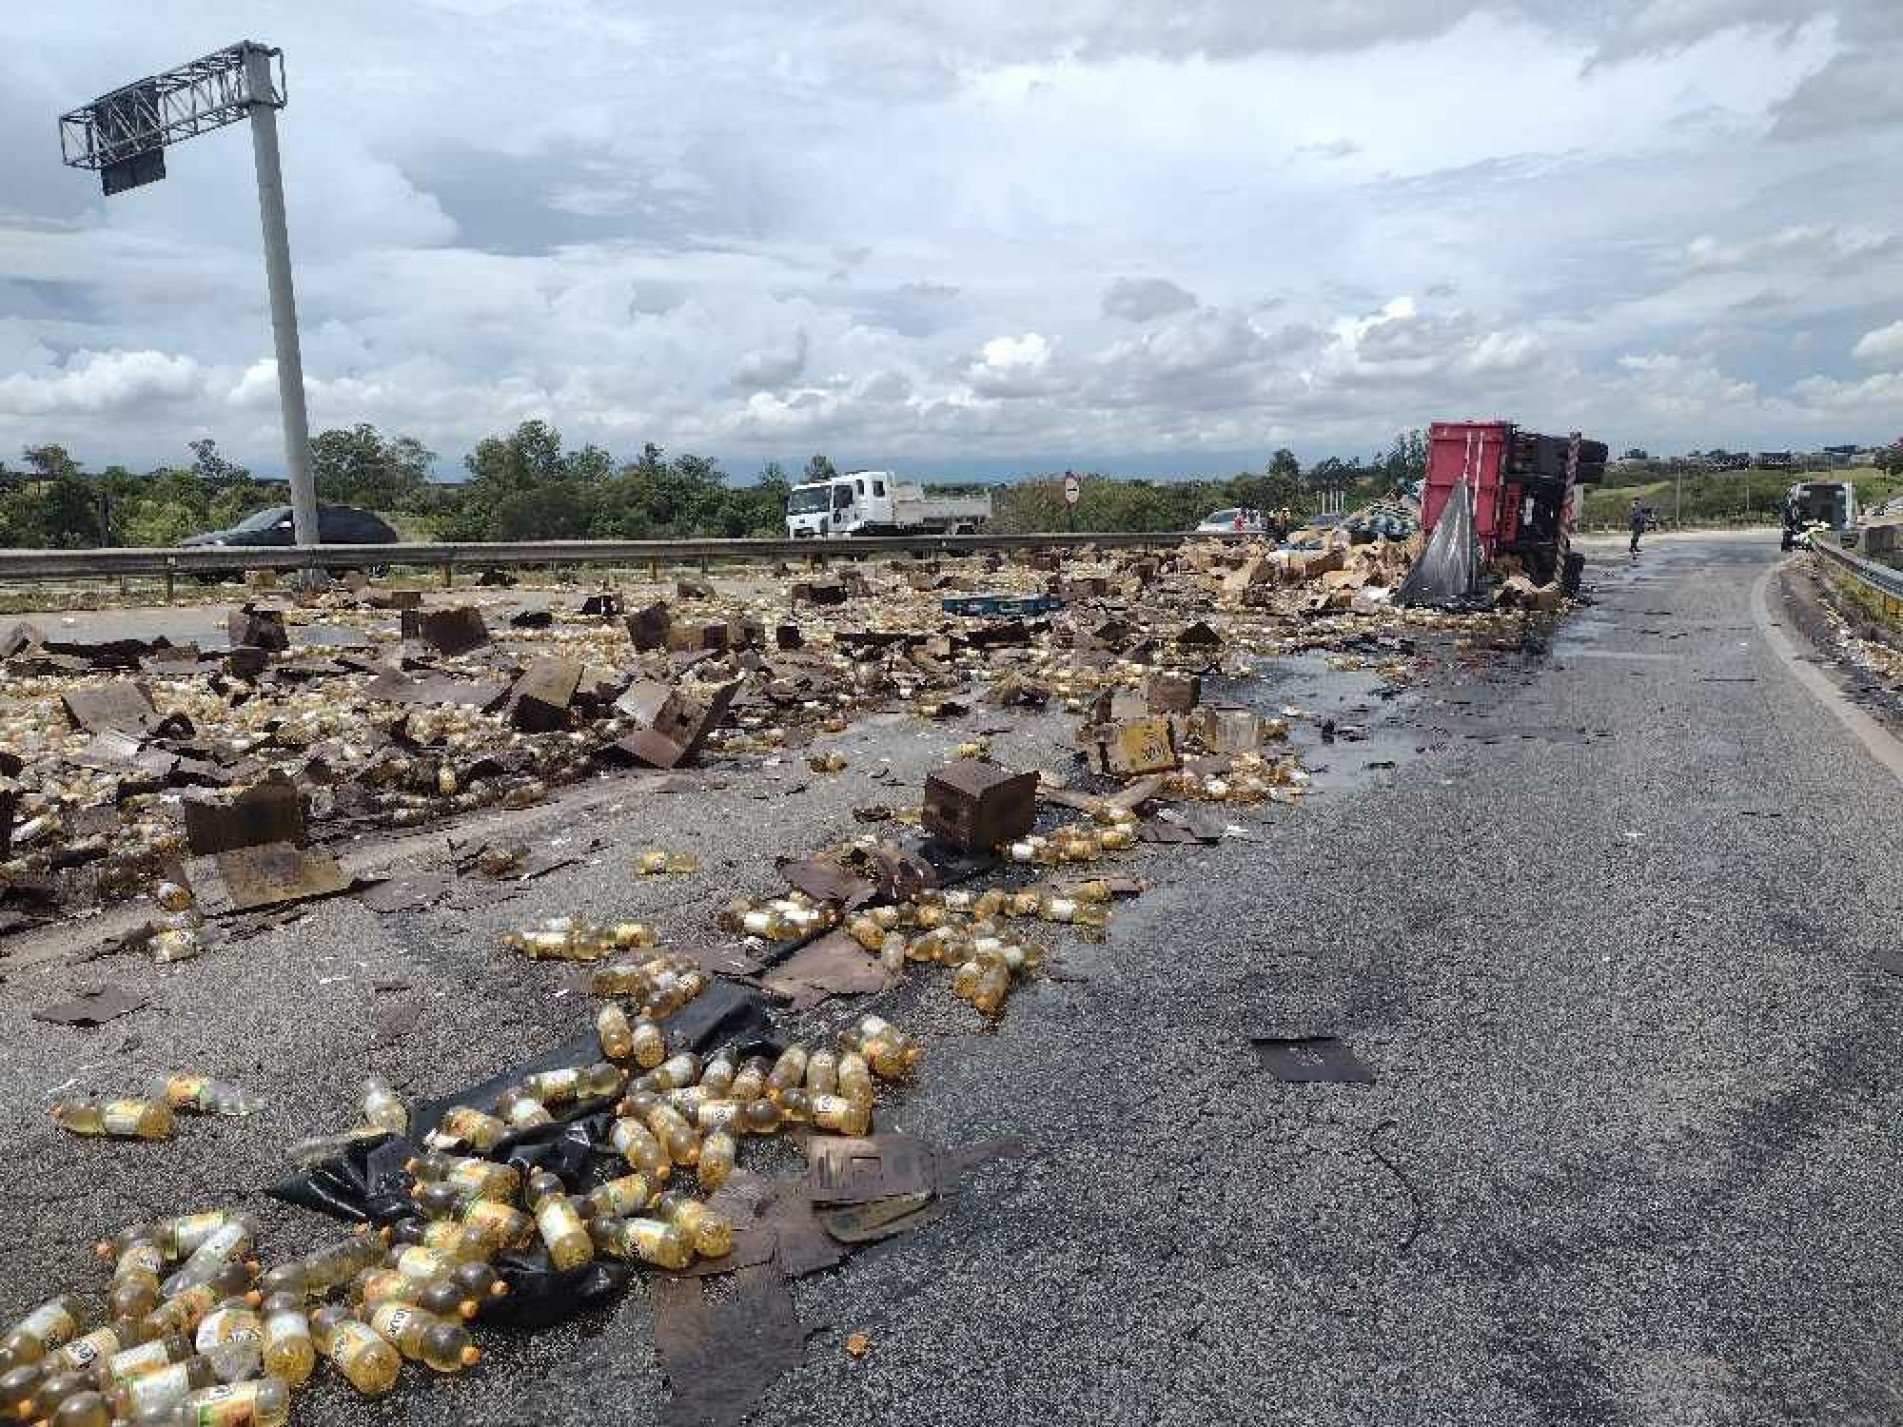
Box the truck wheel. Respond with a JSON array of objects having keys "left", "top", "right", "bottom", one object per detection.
[{"left": 1561, "top": 551, "right": 1585, "bottom": 596}]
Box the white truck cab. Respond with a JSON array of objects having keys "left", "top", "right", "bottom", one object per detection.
[{"left": 785, "top": 470, "right": 992, "bottom": 538}]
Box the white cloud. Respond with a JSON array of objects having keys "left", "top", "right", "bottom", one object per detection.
[
  {"left": 964, "top": 333, "right": 1059, "bottom": 398},
  {"left": 1852, "top": 320, "right": 1903, "bottom": 365},
  {"left": 730, "top": 331, "right": 810, "bottom": 390},
  {"left": 1102, "top": 277, "right": 1198, "bottom": 322},
  {"left": 0, "top": 2, "right": 1894, "bottom": 470},
  {"left": 0, "top": 349, "right": 202, "bottom": 416}
]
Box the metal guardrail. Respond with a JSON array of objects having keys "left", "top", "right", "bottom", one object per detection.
[
  {"left": 1811, "top": 535, "right": 1903, "bottom": 612},
  {"left": 0, "top": 531, "right": 1220, "bottom": 591}
]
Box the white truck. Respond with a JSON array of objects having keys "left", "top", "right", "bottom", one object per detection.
[{"left": 785, "top": 470, "right": 992, "bottom": 538}]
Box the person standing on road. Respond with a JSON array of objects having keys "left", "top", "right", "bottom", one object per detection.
[{"left": 1629, "top": 498, "right": 1645, "bottom": 556}]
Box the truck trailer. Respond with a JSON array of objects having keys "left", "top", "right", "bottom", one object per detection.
[
  {"left": 1419, "top": 421, "right": 1607, "bottom": 593},
  {"left": 785, "top": 471, "right": 992, "bottom": 538}
]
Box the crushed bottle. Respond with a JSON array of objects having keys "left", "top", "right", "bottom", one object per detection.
[
  {"left": 634, "top": 850, "right": 699, "bottom": 875},
  {"left": 149, "top": 1075, "right": 256, "bottom": 1118}
]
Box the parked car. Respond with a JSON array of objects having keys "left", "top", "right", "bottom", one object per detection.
[
  {"left": 1194, "top": 507, "right": 1267, "bottom": 535},
  {"left": 181, "top": 504, "right": 400, "bottom": 579}
]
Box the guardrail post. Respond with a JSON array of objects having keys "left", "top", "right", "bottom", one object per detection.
[
  {"left": 698, "top": 555, "right": 709, "bottom": 574},
  {"left": 440, "top": 562, "right": 453, "bottom": 589},
  {"left": 649, "top": 557, "right": 659, "bottom": 583},
  {"left": 163, "top": 568, "right": 175, "bottom": 602}
]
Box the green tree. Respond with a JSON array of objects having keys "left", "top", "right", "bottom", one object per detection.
[
  {"left": 1876, "top": 439, "right": 1903, "bottom": 479},
  {"left": 22, "top": 444, "right": 79, "bottom": 480},
  {"left": 310, "top": 424, "right": 436, "bottom": 510},
  {"left": 188, "top": 438, "right": 249, "bottom": 485},
  {"left": 802, "top": 454, "right": 838, "bottom": 484},
  {"left": 1268, "top": 448, "right": 1301, "bottom": 482}
]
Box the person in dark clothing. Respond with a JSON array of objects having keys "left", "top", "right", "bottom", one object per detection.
[{"left": 1629, "top": 498, "right": 1645, "bottom": 555}]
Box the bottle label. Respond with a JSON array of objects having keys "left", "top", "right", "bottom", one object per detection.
[
  {"left": 127, "top": 1363, "right": 193, "bottom": 1415},
  {"left": 188, "top": 1382, "right": 259, "bottom": 1427},
  {"left": 101, "top": 1100, "right": 155, "bottom": 1135},
  {"left": 372, "top": 1305, "right": 418, "bottom": 1343},
  {"left": 537, "top": 1199, "right": 581, "bottom": 1246},
  {"left": 104, "top": 1336, "right": 173, "bottom": 1383},
  {"left": 15, "top": 1299, "right": 77, "bottom": 1346},
  {"left": 117, "top": 1243, "right": 163, "bottom": 1278},
  {"left": 163, "top": 1074, "right": 213, "bottom": 1110},
  {"left": 59, "top": 1327, "right": 116, "bottom": 1369}
]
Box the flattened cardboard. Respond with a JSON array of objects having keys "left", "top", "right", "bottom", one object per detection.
[
  {"left": 1091, "top": 716, "right": 1180, "bottom": 776},
  {"left": 1251, "top": 1035, "right": 1375, "bottom": 1084},
  {"left": 807, "top": 1135, "right": 934, "bottom": 1206},
  {"left": 651, "top": 1265, "right": 804, "bottom": 1427},
  {"left": 61, "top": 681, "right": 156, "bottom": 734},
  {"left": 364, "top": 671, "right": 508, "bottom": 709},
  {"left": 187, "top": 842, "right": 351, "bottom": 914},
  {"left": 34, "top": 985, "right": 149, "bottom": 1027},
  {"left": 763, "top": 931, "right": 888, "bottom": 1001},
  {"left": 775, "top": 857, "right": 876, "bottom": 909}
]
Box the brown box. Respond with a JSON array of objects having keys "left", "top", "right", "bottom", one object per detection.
[
  {"left": 509, "top": 656, "right": 582, "bottom": 732},
  {"left": 227, "top": 605, "right": 289, "bottom": 653},
  {"left": 402, "top": 606, "right": 489, "bottom": 655},
  {"left": 921, "top": 761, "right": 1037, "bottom": 851},
  {"left": 624, "top": 602, "right": 671, "bottom": 651},
  {"left": 1145, "top": 671, "right": 1200, "bottom": 714}
]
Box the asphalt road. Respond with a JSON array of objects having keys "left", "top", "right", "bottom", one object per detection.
[{"left": 3, "top": 532, "right": 1900, "bottom": 1426}]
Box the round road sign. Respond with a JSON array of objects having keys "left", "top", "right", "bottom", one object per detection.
[{"left": 1063, "top": 474, "right": 1081, "bottom": 507}]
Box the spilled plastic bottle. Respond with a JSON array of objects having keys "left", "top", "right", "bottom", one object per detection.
[
  {"left": 765, "top": 1045, "right": 809, "bottom": 1097},
  {"left": 807, "top": 1093, "right": 871, "bottom": 1136},
  {"left": 804, "top": 1050, "right": 839, "bottom": 1098},
  {"left": 160, "top": 1216, "right": 256, "bottom": 1298},
  {"left": 406, "top": 1152, "right": 521, "bottom": 1204},
  {"left": 4, "top": 1297, "right": 86, "bottom": 1360},
  {"left": 652, "top": 1191, "right": 733, "bottom": 1258},
  {"left": 629, "top": 1017, "right": 667, "bottom": 1070},
  {"left": 837, "top": 1014, "right": 922, "bottom": 1080},
  {"left": 193, "top": 1304, "right": 263, "bottom": 1382},
  {"left": 350, "top": 1271, "right": 459, "bottom": 1326},
  {"left": 105, "top": 1357, "right": 215, "bottom": 1422},
  {"left": 48, "top": 1389, "right": 111, "bottom": 1427},
  {"left": 608, "top": 1117, "right": 672, "bottom": 1182},
  {"left": 50, "top": 1099, "right": 175, "bottom": 1141},
  {"left": 361, "top": 1077, "right": 408, "bottom": 1135},
  {"left": 258, "top": 1294, "right": 313, "bottom": 1387},
  {"left": 526, "top": 1172, "right": 594, "bottom": 1272},
  {"left": 309, "top": 1307, "right": 401, "bottom": 1397},
  {"left": 424, "top": 1106, "right": 509, "bottom": 1154},
  {"left": 596, "top": 1004, "right": 634, "bottom": 1062},
  {"left": 581, "top": 1172, "right": 657, "bottom": 1221},
  {"left": 589, "top": 1217, "right": 692, "bottom": 1270},
  {"left": 94, "top": 1334, "right": 191, "bottom": 1390},
  {"left": 698, "top": 1129, "right": 737, "bottom": 1191},
  {"left": 365, "top": 1304, "right": 482, "bottom": 1374},
  {"left": 152, "top": 1376, "right": 291, "bottom": 1427}
]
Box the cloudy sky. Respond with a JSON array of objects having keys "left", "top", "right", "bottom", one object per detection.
[{"left": 2, "top": 0, "right": 1899, "bottom": 480}]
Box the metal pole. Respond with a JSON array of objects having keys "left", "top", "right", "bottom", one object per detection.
[
  {"left": 1675, "top": 470, "right": 1682, "bottom": 527},
  {"left": 243, "top": 47, "right": 318, "bottom": 552}
]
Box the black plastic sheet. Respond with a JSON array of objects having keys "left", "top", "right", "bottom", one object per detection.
[{"left": 265, "top": 981, "right": 777, "bottom": 1329}]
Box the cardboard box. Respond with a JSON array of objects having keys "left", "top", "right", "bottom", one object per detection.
[{"left": 921, "top": 761, "right": 1038, "bottom": 851}]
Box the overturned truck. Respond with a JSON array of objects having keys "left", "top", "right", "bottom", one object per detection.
[{"left": 1405, "top": 420, "right": 1607, "bottom": 605}]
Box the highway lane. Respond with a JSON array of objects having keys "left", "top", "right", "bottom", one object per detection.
[{"left": 0, "top": 532, "right": 1897, "bottom": 1427}]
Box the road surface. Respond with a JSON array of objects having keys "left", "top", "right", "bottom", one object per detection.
[{"left": 2, "top": 532, "right": 1899, "bottom": 1427}]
